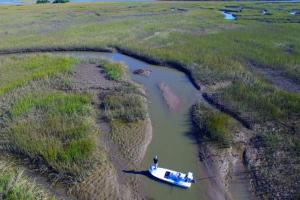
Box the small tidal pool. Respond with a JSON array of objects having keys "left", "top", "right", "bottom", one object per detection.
[{"left": 220, "top": 11, "right": 236, "bottom": 20}]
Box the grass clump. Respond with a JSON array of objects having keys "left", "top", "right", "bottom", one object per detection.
[
  {"left": 0, "top": 162, "right": 55, "bottom": 200},
  {"left": 100, "top": 72, "right": 147, "bottom": 122},
  {"left": 6, "top": 91, "right": 97, "bottom": 176},
  {"left": 101, "top": 92, "right": 146, "bottom": 122},
  {"left": 0, "top": 55, "right": 76, "bottom": 97},
  {"left": 99, "top": 60, "right": 127, "bottom": 81},
  {"left": 192, "top": 103, "right": 234, "bottom": 147},
  {"left": 10, "top": 92, "right": 91, "bottom": 119}
]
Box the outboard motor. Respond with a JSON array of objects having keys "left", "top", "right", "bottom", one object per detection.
[{"left": 187, "top": 172, "right": 194, "bottom": 183}]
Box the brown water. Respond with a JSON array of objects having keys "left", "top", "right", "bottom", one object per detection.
[{"left": 52, "top": 51, "right": 252, "bottom": 200}]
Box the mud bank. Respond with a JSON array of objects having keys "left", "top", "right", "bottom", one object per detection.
[{"left": 192, "top": 102, "right": 254, "bottom": 200}]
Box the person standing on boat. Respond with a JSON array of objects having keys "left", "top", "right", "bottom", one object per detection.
[{"left": 153, "top": 155, "right": 158, "bottom": 169}]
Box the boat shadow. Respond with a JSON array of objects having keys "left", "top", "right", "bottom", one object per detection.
[{"left": 122, "top": 170, "right": 187, "bottom": 189}]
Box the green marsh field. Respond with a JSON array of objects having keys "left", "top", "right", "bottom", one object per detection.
[{"left": 0, "top": 1, "right": 300, "bottom": 199}]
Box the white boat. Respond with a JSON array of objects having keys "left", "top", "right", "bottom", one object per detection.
[{"left": 148, "top": 164, "right": 194, "bottom": 188}]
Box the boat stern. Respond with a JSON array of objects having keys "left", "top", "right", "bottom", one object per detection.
[{"left": 148, "top": 164, "right": 156, "bottom": 173}]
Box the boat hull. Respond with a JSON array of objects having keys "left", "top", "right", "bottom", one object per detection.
[{"left": 148, "top": 165, "right": 192, "bottom": 188}]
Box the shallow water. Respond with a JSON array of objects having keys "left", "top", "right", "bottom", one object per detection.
[
  {"left": 49, "top": 51, "right": 252, "bottom": 199},
  {"left": 0, "top": 0, "right": 22, "bottom": 4},
  {"left": 221, "top": 11, "right": 236, "bottom": 20},
  {"left": 289, "top": 11, "right": 299, "bottom": 15}
]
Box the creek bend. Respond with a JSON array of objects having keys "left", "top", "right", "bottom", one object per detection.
[{"left": 5, "top": 51, "right": 252, "bottom": 200}]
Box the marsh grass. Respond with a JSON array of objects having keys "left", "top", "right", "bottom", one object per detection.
[
  {"left": 0, "top": 2, "right": 300, "bottom": 197},
  {"left": 0, "top": 54, "right": 100, "bottom": 178},
  {"left": 10, "top": 92, "right": 92, "bottom": 119},
  {"left": 99, "top": 60, "right": 127, "bottom": 81},
  {"left": 110, "top": 119, "right": 148, "bottom": 162},
  {"left": 192, "top": 103, "right": 234, "bottom": 147},
  {"left": 0, "top": 162, "right": 55, "bottom": 200},
  {"left": 99, "top": 62, "right": 148, "bottom": 161},
  {"left": 6, "top": 91, "right": 97, "bottom": 176},
  {"left": 0, "top": 55, "right": 76, "bottom": 96},
  {"left": 0, "top": 2, "right": 299, "bottom": 86},
  {"left": 216, "top": 79, "right": 300, "bottom": 125},
  {"left": 99, "top": 60, "right": 147, "bottom": 122},
  {"left": 258, "top": 132, "right": 300, "bottom": 197},
  {"left": 102, "top": 92, "right": 147, "bottom": 122}
]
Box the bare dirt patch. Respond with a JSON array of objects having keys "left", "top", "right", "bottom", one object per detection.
[{"left": 72, "top": 63, "right": 120, "bottom": 91}]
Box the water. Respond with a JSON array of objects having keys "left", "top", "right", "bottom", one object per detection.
[
  {"left": 48, "top": 51, "right": 252, "bottom": 199},
  {"left": 289, "top": 11, "right": 299, "bottom": 14},
  {"left": 220, "top": 11, "right": 236, "bottom": 20},
  {"left": 0, "top": 0, "right": 22, "bottom": 4}
]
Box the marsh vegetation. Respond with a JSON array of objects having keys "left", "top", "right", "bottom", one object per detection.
[
  {"left": 192, "top": 103, "right": 235, "bottom": 148},
  {"left": 0, "top": 1, "right": 299, "bottom": 199},
  {"left": 0, "top": 55, "right": 100, "bottom": 180},
  {"left": 0, "top": 161, "right": 55, "bottom": 200}
]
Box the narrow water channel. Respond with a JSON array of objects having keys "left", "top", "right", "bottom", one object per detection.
[
  {"left": 220, "top": 11, "right": 236, "bottom": 20},
  {"left": 49, "top": 51, "right": 251, "bottom": 200}
]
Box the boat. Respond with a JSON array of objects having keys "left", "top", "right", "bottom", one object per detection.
[{"left": 148, "top": 164, "right": 194, "bottom": 188}]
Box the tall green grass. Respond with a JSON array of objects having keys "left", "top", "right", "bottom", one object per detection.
[
  {"left": 10, "top": 92, "right": 91, "bottom": 118},
  {"left": 0, "top": 2, "right": 299, "bottom": 85},
  {"left": 102, "top": 93, "right": 146, "bottom": 122},
  {"left": 0, "top": 55, "right": 76, "bottom": 96},
  {"left": 217, "top": 79, "right": 300, "bottom": 124},
  {"left": 99, "top": 60, "right": 127, "bottom": 81},
  {"left": 7, "top": 92, "right": 97, "bottom": 176},
  {"left": 192, "top": 103, "right": 234, "bottom": 147}
]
